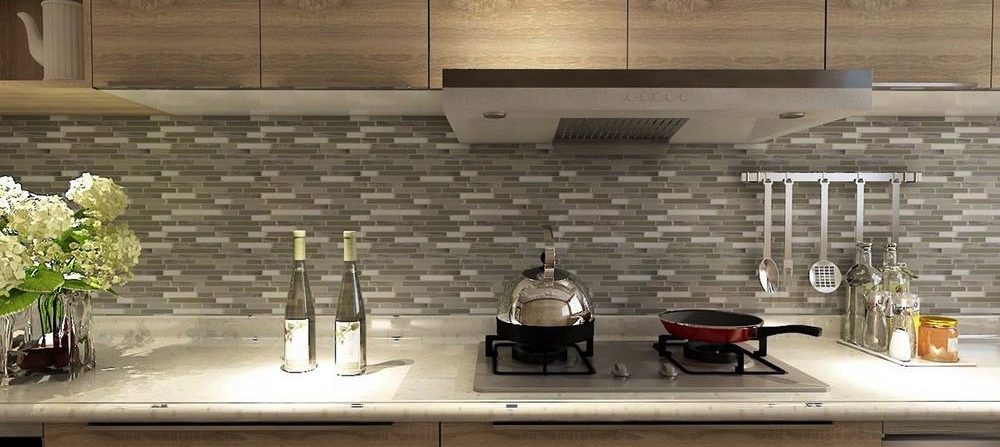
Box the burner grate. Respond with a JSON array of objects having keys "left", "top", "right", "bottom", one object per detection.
[
  {"left": 654, "top": 335, "right": 787, "bottom": 375},
  {"left": 486, "top": 335, "right": 596, "bottom": 376}
]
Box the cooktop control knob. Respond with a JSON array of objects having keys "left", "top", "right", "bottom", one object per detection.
[
  {"left": 659, "top": 362, "right": 679, "bottom": 379},
  {"left": 611, "top": 362, "right": 630, "bottom": 378}
]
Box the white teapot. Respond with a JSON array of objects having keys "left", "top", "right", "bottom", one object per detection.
[{"left": 17, "top": 0, "right": 84, "bottom": 80}]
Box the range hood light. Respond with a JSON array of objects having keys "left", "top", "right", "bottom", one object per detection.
[
  {"left": 483, "top": 111, "right": 507, "bottom": 119},
  {"left": 779, "top": 112, "right": 806, "bottom": 120}
]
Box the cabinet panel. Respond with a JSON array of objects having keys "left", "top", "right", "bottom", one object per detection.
[
  {"left": 429, "top": 0, "right": 627, "bottom": 88},
  {"left": 442, "top": 422, "right": 882, "bottom": 447},
  {"left": 827, "top": 0, "right": 992, "bottom": 86},
  {"left": 261, "top": 0, "right": 428, "bottom": 89},
  {"left": 994, "top": 3, "right": 1000, "bottom": 89},
  {"left": 0, "top": 0, "right": 44, "bottom": 80},
  {"left": 45, "top": 423, "right": 438, "bottom": 447},
  {"left": 629, "top": 0, "right": 825, "bottom": 70},
  {"left": 91, "top": 0, "right": 260, "bottom": 88}
]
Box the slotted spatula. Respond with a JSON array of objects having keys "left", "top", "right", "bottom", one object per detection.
[{"left": 809, "top": 178, "right": 842, "bottom": 293}]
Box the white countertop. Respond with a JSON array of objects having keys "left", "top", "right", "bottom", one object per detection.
[{"left": 1, "top": 315, "right": 998, "bottom": 423}]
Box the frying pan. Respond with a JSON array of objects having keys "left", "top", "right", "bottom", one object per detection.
[{"left": 658, "top": 309, "right": 823, "bottom": 344}]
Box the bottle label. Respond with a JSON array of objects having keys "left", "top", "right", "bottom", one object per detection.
[
  {"left": 335, "top": 321, "right": 364, "bottom": 375},
  {"left": 283, "top": 319, "right": 313, "bottom": 372}
]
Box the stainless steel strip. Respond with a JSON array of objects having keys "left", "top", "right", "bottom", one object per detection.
[
  {"left": 742, "top": 172, "right": 921, "bottom": 183},
  {"left": 784, "top": 179, "right": 794, "bottom": 292},
  {"left": 891, "top": 178, "right": 901, "bottom": 245},
  {"left": 820, "top": 178, "right": 829, "bottom": 260},
  {"left": 763, "top": 179, "right": 773, "bottom": 259},
  {"left": 856, "top": 179, "right": 865, "bottom": 243}
]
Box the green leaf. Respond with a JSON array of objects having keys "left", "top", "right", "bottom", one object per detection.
[
  {"left": 63, "top": 278, "right": 100, "bottom": 291},
  {"left": 0, "top": 290, "right": 41, "bottom": 317},
  {"left": 55, "top": 228, "right": 88, "bottom": 252},
  {"left": 17, "top": 268, "right": 65, "bottom": 293}
]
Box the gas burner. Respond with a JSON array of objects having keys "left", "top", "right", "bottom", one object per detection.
[
  {"left": 684, "top": 341, "right": 739, "bottom": 364},
  {"left": 511, "top": 344, "right": 568, "bottom": 364},
  {"left": 654, "top": 335, "right": 785, "bottom": 376}
]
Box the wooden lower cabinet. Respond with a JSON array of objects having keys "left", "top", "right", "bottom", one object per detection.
[
  {"left": 44, "top": 423, "right": 438, "bottom": 447},
  {"left": 441, "top": 422, "right": 882, "bottom": 447}
]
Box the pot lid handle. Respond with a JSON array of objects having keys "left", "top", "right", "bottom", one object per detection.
[{"left": 542, "top": 224, "right": 556, "bottom": 283}]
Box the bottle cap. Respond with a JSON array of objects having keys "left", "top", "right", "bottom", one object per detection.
[
  {"left": 344, "top": 230, "right": 357, "bottom": 238},
  {"left": 293, "top": 230, "right": 306, "bottom": 238}
]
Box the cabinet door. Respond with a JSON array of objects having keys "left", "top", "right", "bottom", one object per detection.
[
  {"left": 994, "top": 3, "right": 1000, "bottom": 89},
  {"left": 261, "top": 0, "right": 428, "bottom": 89},
  {"left": 827, "top": 0, "right": 992, "bottom": 86},
  {"left": 91, "top": 0, "right": 260, "bottom": 88},
  {"left": 441, "top": 422, "right": 882, "bottom": 447},
  {"left": 629, "top": 0, "right": 825, "bottom": 70},
  {"left": 45, "top": 423, "right": 438, "bottom": 447},
  {"left": 429, "top": 0, "right": 627, "bottom": 88}
]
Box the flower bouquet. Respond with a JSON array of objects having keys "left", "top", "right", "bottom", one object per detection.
[{"left": 1, "top": 174, "right": 140, "bottom": 380}]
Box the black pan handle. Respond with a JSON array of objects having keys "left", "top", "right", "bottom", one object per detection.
[{"left": 755, "top": 325, "right": 823, "bottom": 339}]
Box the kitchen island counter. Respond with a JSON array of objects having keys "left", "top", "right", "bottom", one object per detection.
[{"left": 0, "top": 315, "right": 998, "bottom": 423}]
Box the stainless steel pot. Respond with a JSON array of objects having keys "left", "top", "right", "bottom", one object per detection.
[{"left": 497, "top": 225, "right": 594, "bottom": 327}]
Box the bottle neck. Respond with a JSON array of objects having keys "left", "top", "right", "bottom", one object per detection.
[
  {"left": 861, "top": 248, "right": 874, "bottom": 266},
  {"left": 293, "top": 236, "right": 306, "bottom": 262},
  {"left": 884, "top": 249, "right": 898, "bottom": 267},
  {"left": 343, "top": 237, "right": 357, "bottom": 262},
  {"left": 293, "top": 260, "right": 307, "bottom": 271}
]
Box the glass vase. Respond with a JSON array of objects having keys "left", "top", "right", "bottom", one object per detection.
[
  {"left": 1, "top": 314, "right": 15, "bottom": 388},
  {"left": 15, "top": 290, "right": 95, "bottom": 378}
]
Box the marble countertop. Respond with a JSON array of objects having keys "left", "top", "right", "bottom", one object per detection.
[{"left": 1, "top": 315, "right": 999, "bottom": 423}]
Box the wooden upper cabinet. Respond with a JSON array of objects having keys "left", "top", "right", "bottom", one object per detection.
[
  {"left": 827, "top": 0, "right": 992, "bottom": 87},
  {"left": 429, "top": 0, "right": 627, "bottom": 88},
  {"left": 994, "top": 2, "right": 1000, "bottom": 89},
  {"left": 91, "top": 0, "right": 260, "bottom": 88},
  {"left": 261, "top": 0, "right": 429, "bottom": 89},
  {"left": 442, "top": 423, "right": 883, "bottom": 447},
  {"left": 46, "top": 423, "right": 439, "bottom": 447},
  {"left": 629, "top": 0, "right": 825, "bottom": 70}
]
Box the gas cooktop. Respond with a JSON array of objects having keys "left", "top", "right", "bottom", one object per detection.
[{"left": 473, "top": 339, "right": 829, "bottom": 393}]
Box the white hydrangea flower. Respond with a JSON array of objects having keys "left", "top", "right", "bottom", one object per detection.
[
  {"left": 66, "top": 173, "right": 128, "bottom": 222},
  {"left": 0, "top": 176, "right": 29, "bottom": 215},
  {"left": 7, "top": 195, "right": 74, "bottom": 241},
  {"left": 0, "top": 234, "right": 30, "bottom": 298},
  {"left": 74, "top": 223, "right": 141, "bottom": 290}
]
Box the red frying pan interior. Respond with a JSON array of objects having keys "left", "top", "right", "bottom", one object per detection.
[{"left": 658, "top": 309, "right": 762, "bottom": 344}]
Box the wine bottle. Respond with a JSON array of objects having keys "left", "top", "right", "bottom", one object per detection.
[
  {"left": 335, "top": 230, "right": 367, "bottom": 376},
  {"left": 282, "top": 230, "right": 317, "bottom": 373},
  {"left": 844, "top": 242, "right": 882, "bottom": 345}
]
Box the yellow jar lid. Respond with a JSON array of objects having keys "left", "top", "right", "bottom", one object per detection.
[{"left": 920, "top": 315, "right": 958, "bottom": 328}]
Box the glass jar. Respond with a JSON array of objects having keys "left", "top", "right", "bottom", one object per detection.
[{"left": 918, "top": 316, "right": 959, "bottom": 363}]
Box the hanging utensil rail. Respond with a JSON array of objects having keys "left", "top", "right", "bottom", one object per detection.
[{"left": 741, "top": 172, "right": 921, "bottom": 184}]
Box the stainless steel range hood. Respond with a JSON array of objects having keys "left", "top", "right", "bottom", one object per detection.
[{"left": 442, "top": 69, "right": 872, "bottom": 151}]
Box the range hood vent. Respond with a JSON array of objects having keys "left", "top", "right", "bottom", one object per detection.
[
  {"left": 442, "top": 69, "right": 872, "bottom": 150},
  {"left": 554, "top": 117, "right": 689, "bottom": 152}
]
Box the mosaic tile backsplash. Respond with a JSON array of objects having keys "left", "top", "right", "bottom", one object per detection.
[{"left": 1, "top": 115, "right": 998, "bottom": 316}]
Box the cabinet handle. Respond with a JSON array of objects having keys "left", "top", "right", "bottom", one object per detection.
[
  {"left": 86, "top": 422, "right": 394, "bottom": 432},
  {"left": 490, "top": 422, "right": 833, "bottom": 431},
  {"left": 873, "top": 82, "right": 979, "bottom": 91}
]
